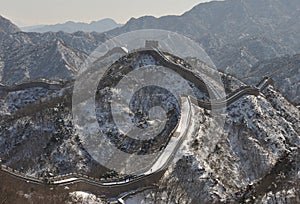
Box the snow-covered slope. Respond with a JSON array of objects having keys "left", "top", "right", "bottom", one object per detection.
[
  {"left": 0, "top": 50, "right": 299, "bottom": 203},
  {"left": 126, "top": 86, "right": 299, "bottom": 203}
]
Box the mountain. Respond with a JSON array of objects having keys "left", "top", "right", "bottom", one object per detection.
[
  {"left": 0, "top": 15, "right": 20, "bottom": 34},
  {"left": 2, "top": 0, "right": 300, "bottom": 104},
  {"left": 0, "top": 50, "right": 299, "bottom": 203},
  {"left": 0, "top": 39, "right": 87, "bottom": 83},
  {"left": 110, "top": 0, "right": 300, "bottom": 49},
  {"left": 22, "top": 18, "right": 122, "bottom": 33},
  {"left": 242, "top": 54, "right": 300, "bottom": 105},
  {"left": 108, "top": 0, "right": 300, "bottom": 103},
  {"left": 0, "top": 16, "right": 108, "bottom": 84}
]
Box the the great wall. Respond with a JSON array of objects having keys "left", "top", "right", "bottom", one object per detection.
[{"left": 0, "top": 48, "right": 275, "bottom": 202}]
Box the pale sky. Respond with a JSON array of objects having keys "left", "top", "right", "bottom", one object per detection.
[{"left": 0, "top": 0, "right": 212, "bottom": 27}]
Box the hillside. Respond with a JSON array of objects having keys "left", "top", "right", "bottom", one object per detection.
[
  {"left": 108, "top": 0, "right": 300, "bottom": 103},
  {"left": 242, "top": 54, "right": 300, "bottom": 104},
  {"left": 0, "top": 49, "right": 299, "bottom": 203},
  {"left": 0, "top": 17, "right": 108, "bottom": 84},
  {"left": 0, "top": 15, "right": 20, "bottom": 34}
]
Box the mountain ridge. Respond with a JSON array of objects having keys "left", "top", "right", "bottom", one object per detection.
[
  {"left": 106, "top": 0, "right": 300, "bottom": 103},
  {"left": 0, "top": 15, "right": 20, "bottom": 34},
  {"left": 21, "top": 18, "right": 122, "bottom": 33}
]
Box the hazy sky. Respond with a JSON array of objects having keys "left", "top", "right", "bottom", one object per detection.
[{"left": 0, "top": 0, "right": 213, "bottom": 27}]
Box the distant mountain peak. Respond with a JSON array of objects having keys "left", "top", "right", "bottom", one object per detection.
[
  {"left": 0, "top": 15, "right": 20, "bottom": 34},
  {"left": 21, "top": 18, "right": 122, "bottom": 33}
]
